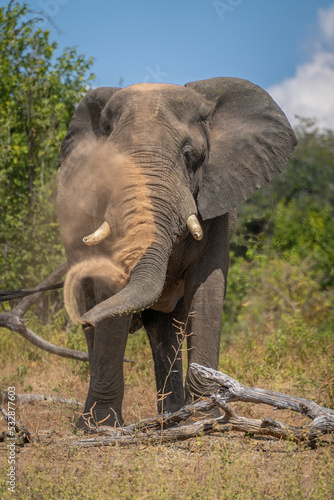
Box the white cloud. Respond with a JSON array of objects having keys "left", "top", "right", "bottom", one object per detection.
[
  {"left": 268, "top": 5, "right": 334, "bottom": 130},
  {"left": 318, "top": 4, "right": 334, "bottom": 42}
]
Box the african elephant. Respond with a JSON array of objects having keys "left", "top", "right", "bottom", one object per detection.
[{"left": 56, "top": 77, "right": 297, "bottom": 429}]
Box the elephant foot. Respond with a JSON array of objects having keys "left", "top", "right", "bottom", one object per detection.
[
  {"left": 75, "top": 404, "right": 123, "bottom": 433},
  {"left": 183, "top": 370, "right": 222, "bottom": 421},
  {"left": 183, "top": 400, "right": 221, "bottom": 423}
]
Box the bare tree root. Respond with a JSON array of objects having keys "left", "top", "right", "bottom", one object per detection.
[{"left": 2, "top": 364, "right": 333, "bottom": 448}]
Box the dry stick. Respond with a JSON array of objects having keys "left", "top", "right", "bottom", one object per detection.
[
  {"left": 12, "top": 261, "right": 68, "bottom": 317},
  {"left": 159, "top": 318, "right": 190, "bottom": 416},
  {"left": 0, "top": 261, "right": 133, "bottom": 363}
]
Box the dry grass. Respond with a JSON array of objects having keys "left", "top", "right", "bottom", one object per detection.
[{"left": 1, "top": 299, "right": 333, "bottom": 499}]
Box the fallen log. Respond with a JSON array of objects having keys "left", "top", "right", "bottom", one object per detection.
[
  {"left": 191, "top": 363, "right": 334, "bottom": 421},
  {"left": 1, "top": 364, "right": 333, "bottom": 447}
]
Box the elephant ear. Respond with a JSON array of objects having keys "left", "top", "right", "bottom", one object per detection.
[
  {"left": 58, "top": 87, "right": 121, "bottom": 168},
  {"left": 185, "top": 77, "right": 297, "bottom": 220}
]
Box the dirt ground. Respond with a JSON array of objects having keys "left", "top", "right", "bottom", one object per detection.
[{"left": 1, "top": 357, "right": 333, "bottom": 499}]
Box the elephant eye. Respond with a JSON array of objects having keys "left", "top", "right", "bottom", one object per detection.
[
  {"left": 182, "top": 145, "right": 194, "bottom": 165},
  {"left": 100, "top": 117, "right": 112, "bottom": 135}
]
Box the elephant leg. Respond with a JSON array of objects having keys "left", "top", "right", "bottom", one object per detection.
[
  {"left": 142, "top": 300, "right": 186, "bottom": 414},
  {"left": 76, "top": 316, "right": 131, "bottom": 430},
  {"left": 184, "top": 215, "right": 230, "bottom": 404},
  {"left": 74, "top": 278, "right": 97, "bottom": 429},
  {"left": 75, "top": 278, "right": 131, "bottom": 430}
]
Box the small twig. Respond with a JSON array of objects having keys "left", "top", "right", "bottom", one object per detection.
[{"left": 159, "top": 318, "right": 189, "bottom": 416}]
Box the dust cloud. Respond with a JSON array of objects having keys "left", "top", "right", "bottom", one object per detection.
[
  {"left": 57, "top": 138, "right": 155, "bottom": 323},
  {"left": 64, "top": 257, "right": 129, "bottom": 324}
]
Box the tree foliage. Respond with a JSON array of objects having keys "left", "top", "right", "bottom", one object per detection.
[
  {"left": 233, "top": 120, "right": 334, "bottom": 289},
  {"left": 0, "top": 1, "right": 95, "bottom": 289},
  {"left": 0, "top": 2, "right": 332, "bottom": 343},
  {"left": 224, "top": 120, "right": 334, "bottom": 344}
]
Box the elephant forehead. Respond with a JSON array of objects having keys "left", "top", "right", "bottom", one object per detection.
[
  {"left": 125, "top": 82, "right": 181, "bottom": 93},
  {"left": 108, "top": 83, "right": 211, "bottom": 116}
]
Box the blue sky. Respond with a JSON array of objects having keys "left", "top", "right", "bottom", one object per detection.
[{"left": 3, "top": 0, "right": 334, "bottom": 128}]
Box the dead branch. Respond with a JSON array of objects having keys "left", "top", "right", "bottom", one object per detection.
[
  {"left": 97, "top": 399, "right": 217, "bottom": 435},
  {"left": 0, "top": 390, "right": 83, "bottom": 407},
  {"left": 0, "top": 311, "right": 89, "bottom": 361},
  {"left": 0, "top": 262, "right": 133, "bottom": 363},
  {"left": 191, "top": 363, "right": 334, "bottom": 421},
  {"left": 2, "top": 364, "right": 332, "bottom": 448}
]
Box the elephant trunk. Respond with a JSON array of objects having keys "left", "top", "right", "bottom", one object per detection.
[
  {"left": 78, "top": 176, "right": 200, "bottom": 326},
  {"left": 80, "top": 241, "right": 169, "bottom": 326}
]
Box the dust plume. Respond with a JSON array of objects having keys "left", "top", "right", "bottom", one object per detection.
[
  {"left": 64, "top": 257, "right": 129, "bottom": 324},
  {"left": 57, "top": 137, "right": 155, "bottom": 322}
]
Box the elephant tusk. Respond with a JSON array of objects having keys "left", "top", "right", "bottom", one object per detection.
[
  {"left": 187, "top": 214, "right": 203, "bottom": 241},
  {"left": 83, "top": 221, "right": 111, "bottom": 246}
]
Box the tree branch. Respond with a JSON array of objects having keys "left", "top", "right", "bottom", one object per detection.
[
  {"left": 0, "top": 262, "right": 89, "bottom": 361},
  {"left": 12, "top": 262, "right": 67, "bottom": 316},
  {"left": 2, "top": 364, "right": 332, "bottom": 448},
  {"left": 0, "top": 309, "right": 89, "bottom": 360},
  {"left": 191, "top": 363, "right": 334, "bottom": 421},
  {"left": 0, "top": 262, "right": 133, "bottom": 363}
]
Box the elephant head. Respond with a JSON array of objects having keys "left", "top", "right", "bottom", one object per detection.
[{"left": 57, "top": 77, "right": 297, "bottom": 328}]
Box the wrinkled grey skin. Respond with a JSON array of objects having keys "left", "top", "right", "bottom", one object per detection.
[{"left": 57, "top": 77, "right": 297, "bottom": 430}]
